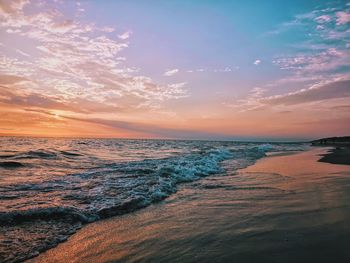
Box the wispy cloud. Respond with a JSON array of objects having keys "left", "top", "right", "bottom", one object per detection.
[
  {"left": 273, "top": 48, "right": 350, "bottom": 74},
  {"left": 336, "top": 11, "right": 350, "bottom": 25},
  {"left": 315, "top": 15, "right": 331, "bottom": 24},
  {"left": 268, "top": 1, "right": 350, "bottom": 97},
  {"left": 15, "top": 48, "right": 30, "bottom": 57},
  {"left": 266, "top": 3, "right": 348, "bottom": 37},
  {"left": 261, "top": 78, "right": 350, "bottom": 106},
  {"left": 187, "top": 67, "right": 238, "bottom": 73},
  {"left": 214, "top": 67, "right": 233, "bottom": 72},
  {"left": 168, "top": 82, "right": 187, "bottom": 90},
  {"left": 0, "top": 1, "right": 187, "bottom": 118},
  {"left": 19, "top": 109, "right": 230, "bottom": 139},
  {"left": 0, "top": 0, "right": 29, "bottom": 15},
  {"left": 224, "top": 76, "right": 350, "bottom": 115},
  {"left": 163, "top": 68, "right": 179, "bottom": 76},
  {"left": 223, "top": 87, "right": 266, "bottom": 112},
  {"left": 253, "top": 59, "right": 261, "bottom": 65},
  {"left": 118, "top": 31, "right": 131, "bottom": 40}
]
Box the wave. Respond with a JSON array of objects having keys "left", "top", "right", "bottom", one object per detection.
[
  {"left": 257, "top": 143, "right": 273, "bottom": 151},
  {"left": 0, "top": 161, "right": 24, "bottom": 168},
  {"left": 0, "top": 207, "right": 95, "bottom": 225},
  {"left": 0, "top": 142, "right": 295, "bottom": 262},
  {"left": 0, "top": 149, "right": 84, "bottom": 163},
  {"left": 0, "top": 154, "right": 17, "bottom": 159},
  {"left": 59, "top": 150, "right": 83, "bottom": 157},
  {"left": 0, "top": 146, "right": 267, "bottom": 224},
  {"left": 4, "top": 150, "right": 58, "bottom": 160}
]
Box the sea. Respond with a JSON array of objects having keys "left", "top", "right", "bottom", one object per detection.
[{"left": 0, "top": 137, "right": 307, "bottom": 262}]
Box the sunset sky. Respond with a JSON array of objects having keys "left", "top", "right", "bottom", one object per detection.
[{"left": 0, "top": 0, "right": 349, "bottom": 140}]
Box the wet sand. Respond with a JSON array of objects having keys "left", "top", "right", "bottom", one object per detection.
[{"left": 30, "top": 148, "right": 350, "bottom": 263}]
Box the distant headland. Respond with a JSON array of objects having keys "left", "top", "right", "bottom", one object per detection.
[{"left": 311, "top": 136, "right": 350, "bottom": 146}]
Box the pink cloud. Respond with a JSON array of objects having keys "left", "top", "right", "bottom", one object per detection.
[
  {"left": 0, "top": 1, "right": 187, "bottom": 116},
  {"left": 118, "top": 31, "right": 132, "bottom": 40},
  {"left": 336, "top": 11, "right": 350, "bottom": 25},
  {"left": 253, "top": 59, "right": 261, "bottom": 65},
  {"left": 261, "top": 78, "right": 350, "bottom": 105},
  {"left": 315, "top": 15, "right": 331, "bottom": 23},
  {"left": 0, "top": 0, "right": 28, "bottom": 15},
  {"left": 273, "top": 48, "right": 350, "bottom": 74},
  {"left": 164, "top": 69, "right": 179, "bottom": 76}
]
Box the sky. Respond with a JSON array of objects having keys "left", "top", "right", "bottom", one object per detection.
[{"left": 0, "top": 0, "right": 349, "bottom": 140}]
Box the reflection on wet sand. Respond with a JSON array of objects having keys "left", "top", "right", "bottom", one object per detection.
[{"left": 32, "top": 148, "right": 350, "bottom": 263}]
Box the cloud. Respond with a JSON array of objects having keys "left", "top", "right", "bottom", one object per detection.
[
  {"left": 0, "top": 84, "right": 82, "bottom": 112},
  {"left": 268, "top": 2, "right": 350, "bottom": 99},
  {"left": 10, "top": 106, "right": 230, "bottom": 139},
  {"left": 118, "top": 31, "right": 131, "bottom": 40},
  {"left": 0, "top": 1, "right": 188, "bottom": 118},
  {"left": 213, "top": 67, "right": 232, "bottom": 72},
  {"left": 0, "top": 74, "right": 28, "bottom": 85},
  {"left": 331, "top": 105, "right": 350, "bottom": 111},
  {"left": 187, "top": 68, "right": 206, "bottom": 73},
  {"left": 265, "top": 10, "right": 318, "bottom": 35},
  {"left": 101, "top": 26, "right": 115, "bottom": 33},
  {"left": 253, "top": 59, "right": 261, "bottom": 65},
  {"left": 315, "top": 15, "right": 331, "bottom": 23},
  {"left": 273, "top": 48, "right": 350, "bottom": 74},
  {"left": 336, "top": 11, "right": 350, "bottom": 25},
  {"left": 261, "top": 78, "right": 350, "bottom": 106},
  {"left": 187, "top": 67, "right": 237, "bottom": 73},
  {"left": 163, "top": 68, "right": 179, "bottom": 76},
  {"left": 167, "top": 82, "right": 187, "bottom": 94},
  {"left": 266, "top": 3, "right": 349, "bottom": 40},
  {"left": 59, "top": 115, "right": 231, "bottom": 140},
  {"left": 15, "top": 48, "right": 29, "bottom": 57},
  {"left": 0, "top": 0, "right": 29, "bottom": 15},
  {"left": 0, "top": 82, "right": 127, "bottom": 114},
  {"left": 223, "top": 87, "right": 266, "bottom": 112},
  {"left": 226, "top": 76, "right": 350, "bottom": 114}
]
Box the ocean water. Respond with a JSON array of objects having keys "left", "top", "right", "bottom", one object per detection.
[{"left": 0, "top": 137, "right": 307, "bottom": 262}]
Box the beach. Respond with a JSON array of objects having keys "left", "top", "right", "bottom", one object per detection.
[{"left": 30, "top": 147, "right": 350, "bottom": 263}]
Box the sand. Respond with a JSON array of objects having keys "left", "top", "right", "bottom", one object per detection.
[{"left": 30, "top": 147, "right": 350, "bottom": 263}]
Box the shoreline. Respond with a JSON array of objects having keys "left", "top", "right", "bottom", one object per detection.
[{"left": 30, "top": 147, "right": 350, "bottom": 262}]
